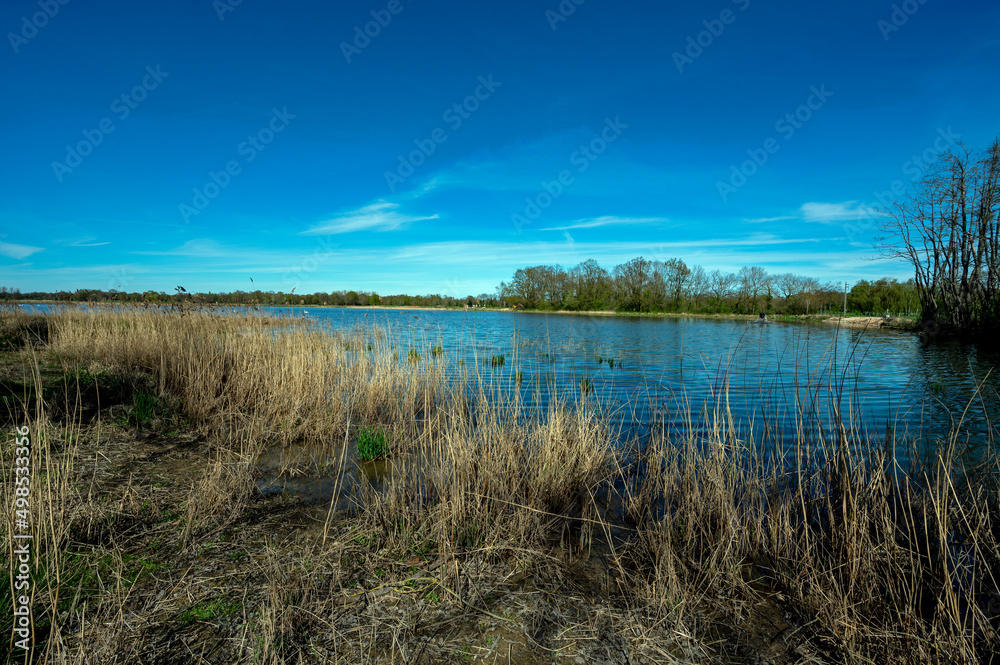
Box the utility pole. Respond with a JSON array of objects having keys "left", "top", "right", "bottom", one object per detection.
[{"left": 843, "top": 281, "right": 848, "bottom": 316}]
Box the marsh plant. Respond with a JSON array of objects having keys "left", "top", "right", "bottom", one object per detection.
[
  {"left": 1, "top": 305, "right": 997, "bottom": 664},
  {"left": 356, "top": 425, "right": 389, "bottom": 461}
]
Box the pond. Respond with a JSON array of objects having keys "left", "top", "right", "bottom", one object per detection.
[{"left": 271, "top": 307, "right": 999, "bottom": 459}]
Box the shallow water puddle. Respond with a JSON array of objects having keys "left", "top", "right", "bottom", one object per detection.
[{"left": 254, "top": 443, "right": 394, "bottom": 509}]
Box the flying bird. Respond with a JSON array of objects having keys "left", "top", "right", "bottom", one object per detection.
[{"left": 176, "top": 286, "right": 186, "bottom": 293}]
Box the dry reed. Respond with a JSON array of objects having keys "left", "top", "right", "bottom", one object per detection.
[{"left": 0, "top": 304, "right": 996, "bottom": 663}]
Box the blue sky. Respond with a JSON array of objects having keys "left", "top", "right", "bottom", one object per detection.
[{"left": 2, "top": 0, "right": 998, "bottom": 297}]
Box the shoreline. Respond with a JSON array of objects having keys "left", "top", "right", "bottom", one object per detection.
[{"left": 5, "top": 299, "right": 922, "bottom": 332}]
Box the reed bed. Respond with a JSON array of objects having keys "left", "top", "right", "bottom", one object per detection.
[
  {"left": 0, "top": 304, "right": 997, "bottom": 663},
  {"left": 45, "top": 305, "right": 451, "bottom": 449}
]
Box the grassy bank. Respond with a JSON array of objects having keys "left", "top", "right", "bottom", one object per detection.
[{"left": 0, "top": 305, "right": 996, "bottom": 663}]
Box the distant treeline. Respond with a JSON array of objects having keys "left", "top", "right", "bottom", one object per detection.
[
  {"left": 496, "top": 259, "right": 919, "bottom": 316},
  {"left": 2, "top": 264, "right": 918, "bottom": 317},
  {"left": 0, "top": 286, "right": 499, "bottom": 309}
]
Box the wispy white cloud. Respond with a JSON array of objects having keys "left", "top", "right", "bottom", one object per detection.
[
  {"left": 131, "top": 239, "right": 229, "bottom": 257},
  {"left": 69, "top": 238, "right": 110, "bottom": 247},
  {"left": 0, "top": 241, "right": 43, "bottom": 260},
  {"left": 388, "top": 234, "right": 822, "bottom": 265},
  {"left": 303, "top": 201, "right": 439, "bottom": 235},
  {"left": 540, "top": 216, "right": 668, "bottom": 231},
  {"left": 742, "top": 215, "right": 795, "bottom": 224},
  {"left": 799, "top": 201, "right": 882, "bottom": 224}
]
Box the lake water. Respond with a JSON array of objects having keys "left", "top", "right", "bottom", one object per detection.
[{"left": 271, "top": 307, "right": 999, "bottom": 458}]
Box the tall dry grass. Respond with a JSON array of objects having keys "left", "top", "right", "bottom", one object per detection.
[
  {"left": 621, "top": 379, "right": 1000, "bottom": 662},
  {"left": 0, "top": 348, "right": 137, "bottom": 663},
  {"left": 2, "top": 304, "right": 997, "bottom": 662},
  {"left": 46, "top": 305, "right": 450, "bottom": 449}
]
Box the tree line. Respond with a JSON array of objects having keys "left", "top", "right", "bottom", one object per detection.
[
  {"left": 0, "top": 286, "right": 499, "bottom": 309},
  {"left": 1, "top": 271, "right": 918, "bottom": 317},
  {"left": 496, "top": 260, "right": 918, "bottom": 316}
]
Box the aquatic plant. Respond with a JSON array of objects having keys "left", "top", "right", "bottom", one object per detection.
[{"left": 356, "top": 426, "right": 389, "bottom": 461}]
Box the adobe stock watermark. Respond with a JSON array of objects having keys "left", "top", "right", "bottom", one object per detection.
[
  {"left": 213, "top": 0, "right": 244, "bottom": 21},
  {"left": 441, "top": 278, "right": 473, "bottom": 303},
  {"left": 511, "top": 116, "right": 628, "bottom": 233},
  {"left": 7, "top": 0, "right": 70, "bottom": 54},
  {"left": 385, "top": 75, "right": 501, "bottom": 192},
  {"left": 843, "top": 126, "right": 960, "bottom": 242},
  {"left": 545, "top": 0, "right": 587, "bottom": 31},
  {"left": 51, "top": 66, "right": 169, "bottom": 182},
  {"left": 673, "top": 0, "right": 751, "bottom": 73},
  {"left": 716, "top": 84, "right": 833, "bottom": 201},
  {"left": 11, "top": 424, "right": 33, "bottom": 651},
  {"left": 877, "top": 0, "right": 930, "bottom": 41},
  {"left": 104, "top": 265, "right": 143, "bottom": 299},
  {"left": 281, "top": 236, "right": 339, "bottom": 294},
  {"left": 340, "top": 0, "right": 414, "bottom": 64},
  {"left": 179, "top": 107, "right": 295, "bottom": 223}
]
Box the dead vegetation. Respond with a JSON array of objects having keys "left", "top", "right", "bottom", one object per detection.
[{"left": 0, "top": 304, "right": 997, "bottom": 663}]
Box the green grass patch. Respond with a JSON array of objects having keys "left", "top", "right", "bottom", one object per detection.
[
  {"left": 357, "top": 426, "right": 389, "bottom": 461},
  {"left": 118, "top": 389, "right": 162, "bottom": 427},
  {"left": 179, "top": 596, "right": 241, "bottom": 627}
]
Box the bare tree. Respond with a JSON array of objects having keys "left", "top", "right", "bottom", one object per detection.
[
  {"left": 775, "top": 273, "right": 799, "bottom": 301},
  {"left": 686, "top": 265, "right": 708, "bottom": 309},
  {"left": 737, "top": 265, "right": 769, "bottom": 313},
  {"left": 877, "top": 139, "right": 1000, "bottom": 338},
  {"left": 709, "top": 270, "right": 737, "bottom": 312}
]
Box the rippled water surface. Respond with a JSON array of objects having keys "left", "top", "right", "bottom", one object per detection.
[{"left": 272, "top": 307, "right": 999, "bottom": 454}]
